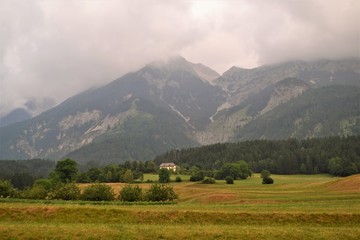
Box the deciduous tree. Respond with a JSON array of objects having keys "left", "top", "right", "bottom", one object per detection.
[
  {"left": 159, "top": 168, "right": 171, "bottom": 183},
  {"left": 52, "top": 158, "right": 79, "bottom": 183}
]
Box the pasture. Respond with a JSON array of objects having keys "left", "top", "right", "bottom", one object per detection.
[{"left": 1, "top": 174, "right": 360, "bottom": 239}]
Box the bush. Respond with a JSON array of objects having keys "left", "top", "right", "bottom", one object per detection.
[
  {"left": 33, "top": 179, "right": 53, "bottom": 190},
  {"left": 262, "top": 177, "right": 274, "bottom": 184},
  {"left": 190, "top": 174, "right": 205, "bottom": 182},
  {"left": 145, "top": 184, "right": 178, "bottom": 202},
  {"left": 175, "top": 176, "right": 182, "bottom": 182},
  {"left": 81, "top": 183, "right": 115, "bottom": 201},
  {"left": 23, "top": 185, "right": 49, "bottom": 199},
  {"left": 201, "top": 177, "right": 216, "bottom": 184},
  {"left": 225, "top": 176, "right": 234, "bottom": 184},
  {"left": 260, "top": 170, "right": 271, "bottom": 179},
  {"left": 0, "top": 180, "right": 15, "bottom": 198},
  {"left": 119, "top": 185, "right": 143, "bottom": 202},
  {"left": 48, "top": 183, "right": 81, "bottom": 200}
]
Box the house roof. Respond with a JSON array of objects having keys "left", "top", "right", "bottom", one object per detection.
[{"left": 160, "top": 162, "right": 176, "bottom": 167}]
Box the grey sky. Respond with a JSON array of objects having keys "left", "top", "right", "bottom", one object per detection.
[{"left": 1, "top": 0, "right": 359, "bottom": 116}]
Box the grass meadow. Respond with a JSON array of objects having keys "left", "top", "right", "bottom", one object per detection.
[{"left": 1, "top": 174, "right": 360, "bottom": 239}]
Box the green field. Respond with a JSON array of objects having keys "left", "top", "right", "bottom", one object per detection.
[{"left": 1, "top": 174, "right": 360, "bottom": 239}]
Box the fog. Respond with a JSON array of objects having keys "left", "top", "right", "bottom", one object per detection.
[{"left": 1, "top": 0, "right": 359, "bottom": 116}]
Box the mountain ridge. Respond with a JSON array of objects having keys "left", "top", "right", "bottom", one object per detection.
[{"left": 0, "top": 57, "right": 359, "bottom": 164}]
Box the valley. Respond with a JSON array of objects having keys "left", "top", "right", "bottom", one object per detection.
[{"left": 1, "top": 174, "right": 360, "bottom": 239}]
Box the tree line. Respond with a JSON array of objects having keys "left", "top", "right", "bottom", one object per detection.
[
  {"left": 0, "top": 158, "right": 157, "bottom": 190},
  {"left": 154, "top": 136, "right": 360, "bottom": 177},
  {"left": 77, "top": 160, "right": 157, "bottom": 183},
  {"left": 0, "top": 159, "right": 56, "bottom": 189},
  {"left": 0, "top": 159, "right": 176, "bottom": 202}
]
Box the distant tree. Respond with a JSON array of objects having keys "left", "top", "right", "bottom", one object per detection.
[
  {"left": 144, "top": 160, "right": 156, "bottom": 173},
  {"left": 0, "top": 179, "right": 15, "bottom": 198},
  {"left": 24, "top": 179, "right": 53, "bottom": 200},
  {"left": 23, "top": 185, "right": 48, "bottom": 200},
  {"left": 225, "top": 176, "right": 234, "bottom": 184},
  {"left": 300, "top": 163, "right": 307, "bottom": 174},
  {"left": 328, "top": 157, "right": 358, "bottom": 177},
  {"left": 52, "top": 158, "right": 78, "bottom": 183},
  {"left": 10, "top": 172, "right": 35, "bottom": 189},
  {"left": 190, "top": 166, "right": 200, "bottom": 176},
  {"left": 102, "top": 165, "right": 118, "bottom": 182},
  {"left": 215, "top": 161, "right": 251, "bottom": 180},
  {"left": 133, "top": 171, "right": 144, "bottom": 182},
  {"left": 262, "top": 177, "right": 274, "bottom": 184},
  {"left": 33, "top": 179, "right": 52, "bottom": 191},
  {"left": 77, "top": 172, "right": 91, "bottom": 183},
  {"left": 48, "top": 183, "right": 81, "bottom": 200},
  {"left": 87, "top": 168, "right": 105, "bottom": 182},
  {"left": 119, "top": 185, "right": 143, "bottom": 202},
  {"left": 123, "top": 169, "right": 134, "bottom": 183},
  {"left": 260, "top": 170, "right": 271, "bottom": 179},
  {"left": 190, "top": 170, "right": 205, "bottom": 182},
  {"left": 123, "top": 161, "right": 131, "bottom": 170},
  {"left": 81, "top": 183, "right": 115, "bottom": 201},
  {"left": 201, "top": 177, "right": 216, "bottom": 184},
  {"left": 175, "top": 176, "right": 182, "bottom": 182},
  {"left": 145, "top": 184, "right": 178, "bottom": 202},
  {"left": 238, "top": 160, "right": 252, "bottom": 179},
  {"left": 159, "top": 168, "right": 171, "bottom": 183}
]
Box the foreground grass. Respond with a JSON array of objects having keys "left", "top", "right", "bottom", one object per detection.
[
  {"left": 1, "top": 174, "right": 360, "bottom": 239},
  {"left": 1, "top": 223, "right": 360, "bottom": 240}
]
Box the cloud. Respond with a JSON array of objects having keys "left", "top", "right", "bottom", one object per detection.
[{"left": 1, "top": 0, "right": 359, "bottom": 116}]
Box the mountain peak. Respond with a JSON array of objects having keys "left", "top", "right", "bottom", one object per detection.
[
  {"left": 146, "top": 55, "right": 219, "bottom": 84},
  {"left": 147, "top": 55, "right": 188, "bottom": 69}
]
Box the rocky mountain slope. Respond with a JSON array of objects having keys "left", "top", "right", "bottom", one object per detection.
[
  {"left": 215, "top": 58, "right": 360, "bottom": 107},
  {"left": 235, "top": 85, "right": 360, "bottom": 140},
  {"left": 0, "top": 57, "right": 359, "bottom": 164}
]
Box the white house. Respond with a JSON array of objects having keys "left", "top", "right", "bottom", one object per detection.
[{"left": 159, "top": 162, "right": 177, "bottom": 172}]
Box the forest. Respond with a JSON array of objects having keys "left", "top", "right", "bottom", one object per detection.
[
  {"left": 154, "top": 136, "right": 360, "bottom": 177},
  {"left": 1, "top": 136, "right": 359, "bottom": 190}
]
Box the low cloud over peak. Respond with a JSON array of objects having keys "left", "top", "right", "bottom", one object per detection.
[{"left": 1, "top": 0, "right": 359, "bottom": 116}]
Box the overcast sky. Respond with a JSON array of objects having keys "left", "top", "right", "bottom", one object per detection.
[{"left": 1, "top": 0, "right": 359, "bottom": 116}]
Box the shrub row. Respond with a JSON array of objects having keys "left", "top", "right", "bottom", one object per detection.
[
  {"left": 0, "top": 179, "right": 178, "bottom": 202},
  {"left": 121, "top": 184, "right": 178, "bottom": 202}
]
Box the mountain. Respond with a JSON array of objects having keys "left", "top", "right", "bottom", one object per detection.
[
  {"left": 234, "top": 85, "right": 360, "bottom": 140},
  {"left": 65, "top": 97, "right": 198, "bottom": 165},
  {"left": 196, "top": 58, "right": 360, "bottom": 144},
  {"left": 0, "top": 56, "right": 223, "bottom": 163},
  {"left": 195, "top": 77, "right": 310, "bottom": 144},
  {"left": 0, "top": 98, "right": 56, "bottom": 127},
  {"left": 0, "top": 108, "right": 32, "bottom": 128},
  {"left": 0, "top": 57, "right": 359, "bottom": 164},
  {"left": 215, "top": 58, "right": 360, "bottom": 107}
]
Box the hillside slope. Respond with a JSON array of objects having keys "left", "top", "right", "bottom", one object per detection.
[{"left": 235, "top": 85, "right": 360, "bottom": 140}]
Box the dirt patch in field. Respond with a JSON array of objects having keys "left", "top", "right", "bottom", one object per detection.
[
  {"left": 328, "top": 174, "right": 360, "bottom": 193},
  {"left": 199, "top": 193, "right": 238, "bottom": 204}
]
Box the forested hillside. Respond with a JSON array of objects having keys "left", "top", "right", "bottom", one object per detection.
[
  {"left": 154, "top": 136, "right": 360, "bottom": 176},
  {"left": 0, "top": 159, "right": 56, "bottom": 188}
]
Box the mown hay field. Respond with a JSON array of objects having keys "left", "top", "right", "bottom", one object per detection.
[{"left": 1, "top": 174, "right": 360, "bottom": 239}]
